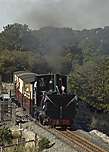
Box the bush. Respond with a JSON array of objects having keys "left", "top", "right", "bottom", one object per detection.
[
  {"left": 38, "top": 137, "right": 50, "bottom": 151},
  {"left": 0, "top": 127, "right": 12, "bottom": 145}
]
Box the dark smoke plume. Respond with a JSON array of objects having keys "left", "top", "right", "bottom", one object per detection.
[
  {"left": 13, "top": 0, "right": 109, "bottom": 30},
  {"left": 1, "top": 0, "right": 109, "bottom": 30}
]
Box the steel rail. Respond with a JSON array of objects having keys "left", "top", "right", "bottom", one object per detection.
[{"left": 54, "top": 129, "right": 107, "bottom": 152}]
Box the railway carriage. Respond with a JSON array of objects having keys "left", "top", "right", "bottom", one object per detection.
[{"left": 14, "top": 71, "right": 37, "bottom": 114}]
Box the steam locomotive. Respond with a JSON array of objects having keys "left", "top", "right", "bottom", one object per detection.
[{"left": 14, "top": 71, "right": 78, "bottom": 128}]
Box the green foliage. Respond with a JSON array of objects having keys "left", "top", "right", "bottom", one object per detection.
[
  {"left": 0, "top": 127, "right": 12, "bottom": 145},
  {"left": 69, "top": 58, "right": 109, "bottom": 111},
  {"left": 0, "top": 23, "right": 38, "bottom": 51},
  {"left": 1, "top": 23, "right": 109, "bottom": 95},
  {"left": 38, "top": 137, "right": 50, "bottom": 151},
  {"left": 0, "top": 50, "right": 51, "bottom": 79}
]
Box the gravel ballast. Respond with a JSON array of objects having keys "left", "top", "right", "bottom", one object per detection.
[{"left": 22, "top": 121, "right": 78, "bottom": 152}]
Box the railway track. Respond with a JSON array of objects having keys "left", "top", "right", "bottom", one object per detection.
[
  {"left": 27, "top": 117, "right": 108, "bottom": 152},
  {"left": 33, "top": 120, "right": 107, "bottom": 152},
  {"left": 54, "top": 129, "right": 107, "bottom": 152},
  {"left": 16, "top": 110, "right": 108, "bottom": 152}
]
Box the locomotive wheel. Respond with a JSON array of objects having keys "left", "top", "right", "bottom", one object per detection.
[
  {"left": 41, "top": 120, "right": 46, "bottom": 126},
  {"left": 39, "top": 117, "right": 46, "bottom": 126},
  {"left": 39, "top": 116, "right": 43, "bottom": 125}
]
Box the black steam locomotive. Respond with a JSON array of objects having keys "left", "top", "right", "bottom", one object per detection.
[{"left": 14, "top": 71, "right": 78, "bottom": 128}]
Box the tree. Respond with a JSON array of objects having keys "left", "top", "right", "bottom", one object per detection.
[
  {"left": 0, "top": 23, "right": 38, "bottom": 51},
  {"left": 69, "top": 57, "right": 109, "bottom": 111}
]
